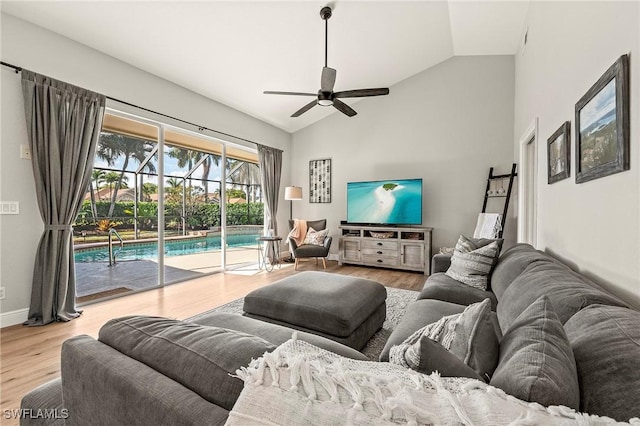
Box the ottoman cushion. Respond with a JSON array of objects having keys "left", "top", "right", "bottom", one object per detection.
[{"left": 244, "top": 271, "right": 387, "bottom": 338}]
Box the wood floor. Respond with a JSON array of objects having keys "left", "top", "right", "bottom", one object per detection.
[{"left": 0, "top": 261, "right": 425, "bottom": 423}]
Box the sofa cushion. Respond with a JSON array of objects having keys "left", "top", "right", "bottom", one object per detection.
[
  {"left": 417, "top": 272, "right": 498, "bottom": 310},
  {"left": 98, "top": 315, "right": 277, "bottom": 411},
  {"left": 497, "top": 261, "right": 628, "bottom": 333},
  {"left": 564, "top": 305, "right": 640, "bottom": 421},
  {"left": 187, "top": 312, "right": 369, "bottom": 361},
  {"left": 490, "top": 243, "right": 554, "bottom": 300},
  {"left": 390, "top": 299, "right": 498, "bottom": 381},
  {"left": 445, "top": 235, "right": 502, "bottom": 291},
  {"left": 490, "top": 296, "right": 580, "bottom": 410}
]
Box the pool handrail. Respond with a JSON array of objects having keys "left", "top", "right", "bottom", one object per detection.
[{"left": 108, "top": 228, "right": 124, "bottom": 267}]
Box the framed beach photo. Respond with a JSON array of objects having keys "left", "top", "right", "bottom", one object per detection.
[
  {"left": 309, "top": 159, "right": 331, "bottom": 203},
  {"left": 575, "top": 54, "right": 630, "bottom": 183},
  {"left": 547, "top": 121, "right": 570, "bottom": 184}
]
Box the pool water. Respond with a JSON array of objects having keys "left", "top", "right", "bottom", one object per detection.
[{"left": 74, "top": 234, "right": 260, "bottom": 263}]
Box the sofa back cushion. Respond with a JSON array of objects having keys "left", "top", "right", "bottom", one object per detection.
[
  {"left": 490, "top": 296, "right": 580, "bottom": 410},
  {"left": 564, "top": 305, "right": 640, "bottom": 421},
  {"left": 98, "top": 315, "right": 276, "bottom": 411},
  {"left": 496, "top": 261, "right": 628, "bottom": 333},
  {"left": 490, "top": 244, "right": 554, "bottom": 300}
]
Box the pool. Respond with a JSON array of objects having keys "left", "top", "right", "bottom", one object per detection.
[{"left": 74, "top": 234, "right": 260, "bottom": 263}]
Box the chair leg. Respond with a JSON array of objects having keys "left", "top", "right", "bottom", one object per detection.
[
  {"left": 322, "top": 258, "right": 326, "bottom": 269},
  {"left": 294, "top": 258, "right": 299, "bottom": 270}
]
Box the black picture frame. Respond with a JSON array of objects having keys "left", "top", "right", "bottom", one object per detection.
[
  {"left": 575, "top": 54, "right": 630, "bottom": 183},
  {"left": 309, "top": 159, "right": 331, "bottom": 203},
  {"left": 547, "top": 121, "right": 571, "bottom": 184}
]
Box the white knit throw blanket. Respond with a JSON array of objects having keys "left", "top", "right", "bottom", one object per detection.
[{"left": 227, "top": 338, "right": 639, "bottom": 426}]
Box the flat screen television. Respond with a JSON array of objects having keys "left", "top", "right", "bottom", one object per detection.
[{"left": 346, "top": 178, "right": 422, "bottom": 226}]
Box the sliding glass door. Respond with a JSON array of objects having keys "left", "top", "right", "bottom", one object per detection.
[{"left": 73, "top": 110, "right": 263, "bottom": 303}]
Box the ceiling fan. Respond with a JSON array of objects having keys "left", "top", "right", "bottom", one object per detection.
[{"left": 264, "top": 6, "right": 389, "bottom": 118}]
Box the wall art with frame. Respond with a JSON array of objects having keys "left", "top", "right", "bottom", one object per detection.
[
  {"left": 575, "top": 54, "right": 630, "bottom": 183},
  {"left": 309, "top": 159, "right": 331, "bottom": 203},
  {"left": 547, "top": 121, "right": 571, "bottom": 184}
]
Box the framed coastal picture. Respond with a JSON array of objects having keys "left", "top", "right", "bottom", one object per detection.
[
  {"left": 309, "top": 159, "right": 331, "bottom": 203},
  {"left": 575, "top": 54, "right": 630, "bottom": 183},
  {"left": 547, "top": 121, "right": 570, "bottom": 184}
]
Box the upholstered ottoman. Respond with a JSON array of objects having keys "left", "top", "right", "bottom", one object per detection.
[{"left": 243, "top": 271, "right": 387, "bottom": 350}]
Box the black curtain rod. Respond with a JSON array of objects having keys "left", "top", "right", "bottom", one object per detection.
[{"left": 1, "top": 60, "right": 277, "bottom": 150}]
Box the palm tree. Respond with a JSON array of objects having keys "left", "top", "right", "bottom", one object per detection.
[
  {"left": 168, "top": 147, "right": 220, "bottom": 202},
  {"left": 88, "top": 169, "right": 106, "bottom": 220},
  {"left": 228, "top": 160, "right": 261, "bottom": 202},
  {"left": 96, "top": 133, "right": 156, "bottom": 217},
  {"left": 104, "top": 171, "right": 128, "bottom": 201},
  {"left": 165, "top": 177, "right": 183, "bottom": 204}
]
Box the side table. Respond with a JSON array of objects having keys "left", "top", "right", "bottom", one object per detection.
[{"left": 257, "top": 236, "right": 282, "bottom": 272}]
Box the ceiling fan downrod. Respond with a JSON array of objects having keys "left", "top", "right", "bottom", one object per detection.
[{"left": 321, "top": 6, "right": 332, "bottom": 68}]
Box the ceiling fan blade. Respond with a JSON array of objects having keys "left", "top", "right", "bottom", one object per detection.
[
  {"left": 291, "top": 99, "right": 318, "bottom": 117},
  {"left": 332, "top": 99, "right": 357, "bottom": 117},
  {"left": 333, "top": 88, "right": 390, "bottom": 98},
  {"left": 264, "top": 91, "right": 317, "bottom": 96},
  {"left": 321, "top": 67, "right": 337, "bottom": 92}
]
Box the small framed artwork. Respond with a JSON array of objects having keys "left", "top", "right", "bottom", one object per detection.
[
  {"left": 309, "top": 159, "right": 331, "bottom": 203},
  {"left": 575, "top": 54, "right": 630, "bottom": 183},
  {"left": 547, "top": 121, "right": 571, "bottom": 184}
]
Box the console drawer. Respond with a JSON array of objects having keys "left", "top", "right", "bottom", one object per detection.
[
  {"left": 362, "top": 240, "right": 398, "bottom": 250},
  {"left": 362, "top": 248, "right": 398, "bottom": 257},
  {"left": 362, "top": 255, "right": 399, "bottom": 267}
]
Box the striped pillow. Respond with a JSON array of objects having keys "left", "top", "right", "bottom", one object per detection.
[
  {"left": 445, "top": 235, "right": 501, "bottom": 290},
  {"left": 389, "top": 298, "right": 499, "bottom": 381}
]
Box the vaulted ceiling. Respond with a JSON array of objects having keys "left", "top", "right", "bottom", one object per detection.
[{"left": 1, "top": 1, "right": 529, "bottom": 133}]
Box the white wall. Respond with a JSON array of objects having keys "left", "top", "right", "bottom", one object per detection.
[
  {"left": 290, "top": 56, "right": 515, "bottom": 257},
  {"left": 0, "top": 13, "right": 291, "bottom": 325},
  {"left": 514, "top": 1, "right": 640, "bottom": 306}
]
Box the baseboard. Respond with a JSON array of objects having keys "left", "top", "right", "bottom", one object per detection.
[
  {"left": 0, "top": 307, "right": 28, "bottom": 328},
  {"left": 327, "top": 253, "right": 339, "bottom": 261}
]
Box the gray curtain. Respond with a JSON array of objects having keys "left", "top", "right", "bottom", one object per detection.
[
  {"left": 21, "top": 70, "right": 106, "bottom": 326},
  {"left": 257, "top": 145, "right": 282, "bottom": 261}
]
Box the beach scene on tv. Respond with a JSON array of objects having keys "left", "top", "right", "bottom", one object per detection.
[{"left": 347, "top": 179, "right": 422, "bottom": 225}]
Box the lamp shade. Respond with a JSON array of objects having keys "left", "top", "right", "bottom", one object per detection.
[{"left": 284, "top": 186, "right": 303, "bottom": 201}]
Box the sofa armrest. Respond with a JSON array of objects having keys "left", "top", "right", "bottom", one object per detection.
[
  {"left": 61, "top": 335, "right": 228, "bottom": 426},
  {"left": 431, "top": 253, "right": 453, "bottom": 274}
]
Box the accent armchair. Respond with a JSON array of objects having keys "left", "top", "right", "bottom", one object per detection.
[{"left": 288, "top": 219, "right": 333, "bottom": 270}]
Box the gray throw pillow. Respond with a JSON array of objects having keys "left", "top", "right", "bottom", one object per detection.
[
  {"left": 445, "top": 235, "right": 502, "bottom": 290},
  {"left": 490, "top": 296, "right": 580, "bottom": 410},
  {"left": 564, "top": 305, "right": 640, "bottom": 421},
  {"left": 390, "top": 298, "right": 499, "bottom": 381},
  {"left": 417, "top": 336, "right": 485, "bottom": 381}
]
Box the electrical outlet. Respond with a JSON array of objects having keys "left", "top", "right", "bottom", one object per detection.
[
  {"left": 20, "top": 144, "right": 31, "bottom": 160},
  {"left": 0, "top": 287, "right": 5, "bottom": 300}
]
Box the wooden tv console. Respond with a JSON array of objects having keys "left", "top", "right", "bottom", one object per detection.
[{"left": 338, "top": 225, "right": 433, "bottom": 275}]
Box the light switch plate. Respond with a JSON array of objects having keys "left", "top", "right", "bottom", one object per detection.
[{"left": 0, "top": 202, "right": 19, "bottom": 214}]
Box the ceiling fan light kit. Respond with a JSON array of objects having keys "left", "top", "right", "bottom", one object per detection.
[{"left": 264, "top": 6, "right": 389, "bottom": 118}]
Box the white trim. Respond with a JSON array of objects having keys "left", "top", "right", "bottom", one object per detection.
[
  {"left": 517, "top": 118, "right": 538, "bottom": 246},
  {"left": 0, "top": 308, "right": 29, "bottom": 328}
]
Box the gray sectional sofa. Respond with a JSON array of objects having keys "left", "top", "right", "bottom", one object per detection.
[{"left": 21, "top": 244, "right": 640, "bottom": 425}]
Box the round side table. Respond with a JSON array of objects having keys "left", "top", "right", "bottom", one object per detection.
[{"left": 257, "top": 236, "right": 282, "bottom": 272}]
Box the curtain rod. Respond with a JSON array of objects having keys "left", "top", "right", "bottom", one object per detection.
[{"left": 1, "top": 60, "right": 283, "bottom": 152}]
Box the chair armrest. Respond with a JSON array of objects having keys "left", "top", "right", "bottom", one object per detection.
[
  {"left": 323, "top": 236, "right": 333, "bottom": 249},
  {"left": 288, "top": 237, "right": 300, "bottom": 251}
]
